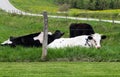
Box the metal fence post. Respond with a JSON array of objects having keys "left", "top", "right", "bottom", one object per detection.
[{"left": 41, "top": 11, "right": 48, "bottom": 61}]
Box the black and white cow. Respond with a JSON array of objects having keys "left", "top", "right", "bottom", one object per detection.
[
  {"left": 1, "top": 30, "right": 64, "bottom": 47},
  {"left": 48, "top": 33, "right": 106, "bottom": 49},
  {"left": 69, "top": 23, "right": 95, "bottom": 37}
]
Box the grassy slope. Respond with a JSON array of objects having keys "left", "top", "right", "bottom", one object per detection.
[
  {"left": 10, "top": 0, "right": 120, "bottom": 20},
  {"left": 10, "top": 0, "right": 58, "bottom": 13},
  {"left": 0, "top": 1, "right": 120, "bottom": 77},
  {"left": 10, "top": 0, "right": 120, "bottom": 13},
  {"left": 0, "top": 62, "right": 120, "bottom": 77},
  {"left": 0, "top": 10, "right": 120, "bottom": 62}
]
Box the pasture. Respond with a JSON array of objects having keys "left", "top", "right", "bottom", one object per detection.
[
  {"left": 0, "top": 10, "right": 120, "bottom": 62},
  {"left": 0, "top": 62, "right": 120, "bottom": 77},
  {"left": 10, "top": 0, "right": 120, "bottom": 20},
  {"left": 0, "top": 1, "right": 120, "bottom": 76},
  {"left": 10, "top": 0, "right": 58, "bottom": 13},
  {"left": 10, "top": 0, "right": 120, "bottom": 14}
]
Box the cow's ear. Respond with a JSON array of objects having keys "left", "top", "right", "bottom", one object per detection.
[
  {"left": 101, "top": 35, "right": 106, "bottom": 39},
  {"left": 88, "top": 36, "right": 93, "bottom": 40},
  {"left": 61, "top": 32, "right": 64, "bottom": 36}
]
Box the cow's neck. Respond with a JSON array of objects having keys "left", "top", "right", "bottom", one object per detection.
[{"left": 85, "top": 39, "right": 91, "bottom": 47}]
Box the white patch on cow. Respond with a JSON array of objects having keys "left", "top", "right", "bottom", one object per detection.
[
  {"left": 33, "top": 32, "right": 52, "bottom": 43},
  {"left": 48, "top": 32, "right": 52, "bottom": 35},
  {"left": 48, "top": 35, "right": 89, "bottom": 48},
  {"left": 33, "top": 32, "right": 44, "bottom": 43},
  {"left": 48, "top": 33, "right": 104, "bottom": 49},
  {"left": 1, "top": 39, "right": 12, "bottom": 45}
]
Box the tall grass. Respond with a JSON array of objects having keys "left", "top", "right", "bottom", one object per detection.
[{"left": 0, "top": 10, "right": 120, "bottom": 62}]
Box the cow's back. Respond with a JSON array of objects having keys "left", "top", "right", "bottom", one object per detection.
[
  {"left": 48, "top": 36, "right": 87, "bottom": 48},
  {"left": 69, "top": 23, "right": 95, "bottom": 37}
]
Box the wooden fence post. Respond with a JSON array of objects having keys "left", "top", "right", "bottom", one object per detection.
[{"left": 41, "top": 11, "right": 48, "bottom": 61}]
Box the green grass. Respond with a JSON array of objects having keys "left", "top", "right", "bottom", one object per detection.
[
  {"left": 0, "top": 1, "right": 120, "bottom": 76},
  {"left": 0, "top": 62, "right": 120, "bottom": 77},
  {"left": 10, "top": 0, "right": 120, "bottom": 20},
  {"left": 10, "top": 0, "right": 58, "bottom": 13},
  {"left": 0, "top": 10, "right": 120, "bottom": 62},
  {"left": 10, "top": 0, "right": 120, "bottom": 14}
]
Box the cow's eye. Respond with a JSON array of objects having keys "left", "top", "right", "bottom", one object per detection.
[{"left": 93, "top": 40, "right": 97, "bottom": 45}]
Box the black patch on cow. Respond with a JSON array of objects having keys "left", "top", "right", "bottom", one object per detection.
[
  {"left": 2, "top": 30, "right": 64, "bottom": 47},
  {"left": 10, "top": 32, "right": 41, "bottom": 47},
  {"left": 88, "top": 36, "right": 93, "bottom": 40},
  {"left": 48, "top": 30, "right": 64, "bottom": 44},
  {"left": 101, "top": 35, "right": 106, "bottom": 39},
  {"left": 69, "top": 23, "right": 95, "bottom": 37}
]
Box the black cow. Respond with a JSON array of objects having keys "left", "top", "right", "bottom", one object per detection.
[
  {"left": 1, "top": 30, "right": 64, "bottom": 47},
  {"left": 69, "top": 23, "right": 95, "bottom": 37}
]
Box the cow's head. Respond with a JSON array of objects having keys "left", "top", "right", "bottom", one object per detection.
[
  {"left": 52, "top": 30, "right": 64, "bottom": 39},
  {"left": 48, "top": 30, "right": 64, "bottom": 44},
  {"left": 86, "top": 33, "right": 106, "bottom": 49}
]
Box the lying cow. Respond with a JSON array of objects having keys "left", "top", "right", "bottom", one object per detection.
[
  {"left": 48, "top": 33, "right": 106, "bottom": 49},
  {"left": 1, "top": 30, "right": 64, "bottom": 47},
  {"left": 69, "top": 23, "right": 95, "bottom": 37}
]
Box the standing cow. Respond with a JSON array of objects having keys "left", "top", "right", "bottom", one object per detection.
[
  {"left": 69, "top": 23, "right": 95, "bottom": 37},
  {"left": 1, "top": 30, "right": 64, "bottom": 47}
]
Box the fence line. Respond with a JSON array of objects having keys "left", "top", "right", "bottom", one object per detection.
[
  {"left": 41, "top": 11, "right": 48, "bottom": 61},
  {"left": 0, "top": 0, "right": 120, "bottom": 24},
  {"left": 1, "top": 9, "right": 120, "bottom": 24}
]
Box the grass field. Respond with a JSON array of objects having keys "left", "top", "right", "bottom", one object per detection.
[
  {"left": 10, "top": 0, "right": 120, "bottom": 20},
  {"left": 0, "top": 1, "right": 120, "bottom": 77},
  {"left": 10, "top": 0, "right": 58, "bottom": 13},
  {"left": 0, "top": 62, "right": 120, "bottom": 77},
  {"left": 10, "top": 0, "right": 120, "bottom": 14},
  {"left": 0, "top": 10, "right": 120, "bottom": 62}
]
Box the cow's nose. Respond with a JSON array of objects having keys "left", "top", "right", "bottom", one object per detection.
[{"left": 96, "top": 46, "right": 101, "bottom": 49}]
